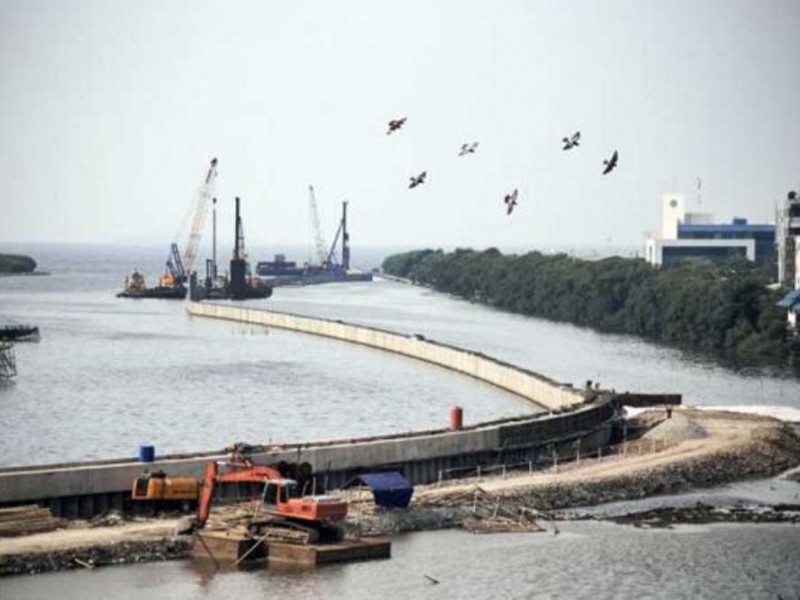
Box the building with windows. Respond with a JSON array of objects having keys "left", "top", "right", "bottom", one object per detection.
[{"left": 645, "top": 193, "right": 775, "bottom": 275}]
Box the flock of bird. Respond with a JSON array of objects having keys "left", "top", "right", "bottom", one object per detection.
[{"left": 385, "top": 117, "right": 620, "bottom": 216}]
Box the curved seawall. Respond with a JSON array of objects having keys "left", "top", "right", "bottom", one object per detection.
[
  {"left": 0, "top": 303, "right": 618, "bottom": 518},
  {"left": 185, "top": 301, "right": 586, "bottom": 412}
]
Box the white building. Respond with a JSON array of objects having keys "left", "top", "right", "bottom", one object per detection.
[{"left": 645, "top": 193, "right": 763, "bottom": 268}]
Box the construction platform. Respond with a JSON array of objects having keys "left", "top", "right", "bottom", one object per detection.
[
  {"left": 268, "top": 537, "right": 390, "bottom": 566},
  {"left": 192, "top": 530, "right": 266, "bottom": 564},
  {"left": 192, "top": 530, "right": 390, "bottom": 568}
]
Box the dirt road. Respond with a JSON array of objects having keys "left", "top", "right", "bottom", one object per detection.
[{"left": 413, "top": 408, "right": 800, "bottom": 510}]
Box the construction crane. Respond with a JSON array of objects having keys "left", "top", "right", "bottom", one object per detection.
[
  {"left": 168, "top": 243, "right": 185, "bottom": 282},
  {"left": 325, "top": 201, "right": 350, "bottom": 271},
  {"left": 308, "top": 185, "right": 328, "bottom": 268},
  {"left": 196, "top": 459, "right": 347, "bottom": 543},
  {"left": 158, "top": 158, "right": 218, "bottom": 289},
  {"left": 181, "top": 157, "right": 219, "bottom": 277}
]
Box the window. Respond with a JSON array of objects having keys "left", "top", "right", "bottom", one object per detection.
[{"left": 264, "top": 483, "right": 278, "bottom": 506}]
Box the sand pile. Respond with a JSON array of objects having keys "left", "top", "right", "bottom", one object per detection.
[{"left": 642, "top": 413, "right": 708, "bottom": 443}]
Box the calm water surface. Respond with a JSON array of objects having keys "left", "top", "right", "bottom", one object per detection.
[
  {"left": 1, "top": 244, "right": 799, "bottom": 598},
  {"left": 1, "top": 523, "right": 798, "bottom": 600},
  {"left": 0, "top": 245, "right": 536, "bottom": 466},
  {"left": 4, "top": 245, "right": 798, "bottom": 466}
]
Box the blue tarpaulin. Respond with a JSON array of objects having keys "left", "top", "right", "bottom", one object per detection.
[{"left": 345, "top": 471, "right": 414, "bottom": 508}]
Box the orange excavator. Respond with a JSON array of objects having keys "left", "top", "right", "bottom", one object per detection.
[
  {"left": 197, "top": 459, "right": 348, "bottom": 543},
  {"left": 131, "top": 470, "right": 199, "bottom": 511}
]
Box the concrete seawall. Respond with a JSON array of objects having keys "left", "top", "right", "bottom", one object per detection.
[
  {"left": 185, "top": 301, "right": 585, "bottom": 411},
  {"left": 0, "top": 400, "right": 617, "bottom": 518},
  {"left": 0, "top": 302, "right": 618, "bottom": 518}
]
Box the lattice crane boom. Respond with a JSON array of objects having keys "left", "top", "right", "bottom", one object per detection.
[{"left": 182, "top": 157, "right": 219, "bottom": 276}]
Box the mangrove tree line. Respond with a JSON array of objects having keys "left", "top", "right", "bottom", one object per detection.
[{"left": 382, "top": 248, "right": 800, "bottom": 369}]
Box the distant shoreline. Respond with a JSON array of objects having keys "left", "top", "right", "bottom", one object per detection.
[
  {"left": 0, "top": 271, "right": 50, "bottom": 277},
  {"left": 0, "top": 253, "right": 40, "bottom": 275},
  {"left": 381, "top": 248, "right": 800, "bottom": 374}
]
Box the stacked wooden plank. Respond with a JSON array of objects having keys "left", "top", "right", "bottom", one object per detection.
[{"left": 0, "top": 505, "right": 64, "bottom": 537}]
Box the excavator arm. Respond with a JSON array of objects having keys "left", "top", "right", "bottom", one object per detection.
[{"left": 196, "top": 460, "right": 283, "bottom": 527}]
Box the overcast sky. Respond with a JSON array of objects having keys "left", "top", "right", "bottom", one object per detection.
[{"left": 1, "top": 0, "right": 798, "bottom": 252}]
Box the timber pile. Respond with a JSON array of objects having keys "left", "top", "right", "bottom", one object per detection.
[
  {"left": 456, "top": 487, "right": 545, "bottom": 534},
  {"left": 201, "top": 503, "right": 315, "bottom": 545},
  {"left": 203, "top": 501, "right": 262, "bottom": 530},
  {"left": 0, "top": 505, "right": 64, "bottom": 537},
  {"left": 342, "top": 489, "right": 377, "bottom": 518}
]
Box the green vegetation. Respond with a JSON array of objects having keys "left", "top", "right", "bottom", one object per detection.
[
  {"left": 0, "top": 253, "right": 37, "bottom": 274},
  {"left": 382, "top": 248, "right": 800, "bottom": 370}
]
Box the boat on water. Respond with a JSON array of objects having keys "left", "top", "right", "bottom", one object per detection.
[
  {"left": 261, "top": 266, "right": 373, "bottom": 287},
  {"left": 0, "top": 324, "right": 40, "bottom": 342},
  {"left": 255, "top": 197, "right": 373, "bottom": 287},
  {"left": 255, "top": 254, "right": 306, "bottom": 278},
  {"left": 116, "top": 270, "right": 188, "bottom": 299}
]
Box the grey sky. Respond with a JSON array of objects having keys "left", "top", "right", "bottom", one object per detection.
[{"left": 1, "top": 0, "right": 798, "bottom": 250}]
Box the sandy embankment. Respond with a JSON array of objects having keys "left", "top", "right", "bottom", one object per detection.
[
  {"left": 0, "top": 518, "right": 191, "bottom": 576},
  {"left": 2, "top": 408, "right": 799, "bottom": 576},
  {"left": 351, "top": 409, "right": 800, "bottom": 532}
]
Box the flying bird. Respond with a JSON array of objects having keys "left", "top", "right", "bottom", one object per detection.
[
  {"left": 602, "top": 150, "right": 619, "bottom": 175},
  {"left": 386, "top": 117, "right": 407, "bottom": 135},
  {"left": 458, "top": 142, "right": 479, "bottom": 156},
  {"left": 409, "top": 171, "right": 427, "bottom": 189},
  {"left": 423, "top": 575, "right": 440, "bottom": 585},
  {"left": 504, "top": 188, "right": 518, "bottom": 215},
  {"left": 562, "top": 131, "right": 581, "bottom": 150}
]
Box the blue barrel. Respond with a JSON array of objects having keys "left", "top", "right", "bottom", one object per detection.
[{"left": 138, "top": 445, "right": 155, "bottom": 463}]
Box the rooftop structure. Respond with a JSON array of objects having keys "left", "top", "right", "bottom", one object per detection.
[{"left": 646, "top": 193, "right": 776, "bottom": 274}]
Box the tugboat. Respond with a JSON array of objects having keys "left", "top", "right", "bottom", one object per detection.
[{"left": 116, "top": 269, "right": 187, "bottom": 299}]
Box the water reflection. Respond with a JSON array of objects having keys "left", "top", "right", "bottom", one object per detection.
[{"left": 2, "top": 523, "right": 798, "bottom": 599}]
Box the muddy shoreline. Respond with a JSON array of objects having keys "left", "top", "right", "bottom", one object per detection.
[
  {"left": 0, "top": 537, "right": 191, "bottom": 577},
  {"left": 2, "top": 410, "right": 799, "bottom": 578}
]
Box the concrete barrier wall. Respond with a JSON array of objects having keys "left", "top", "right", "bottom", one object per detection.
[
  {"left": 0, "top": 302, "right": 615, "bottom": 517},
  {"left": 185, "top": 302, "right": 585, "bottom": 411},
  {"left": 0, "top": 399, "right": 616, "bottom": 512}
]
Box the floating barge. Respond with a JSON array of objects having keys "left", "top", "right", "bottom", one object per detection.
[
  {"left": 260, "top": 267, "right": 373, "bottom": 287},
  {"left": 192, "top": 530, "right": 390, "bottom": 567},
  {"left": 0, "top": 324, "right": 40, "bottom": 342},
  {"left": 256, "top": 198, "right": 373, "bottom": 287}
]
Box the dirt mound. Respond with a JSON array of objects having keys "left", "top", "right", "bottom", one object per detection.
[{"left": 642, "top": 413, "right": 708, "bottom": 442}]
